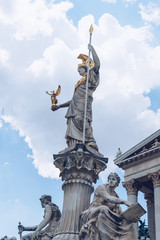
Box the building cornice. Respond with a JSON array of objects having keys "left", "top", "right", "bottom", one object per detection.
[{"left": 114, "top": 129, "right": 160, "bottom": 168}]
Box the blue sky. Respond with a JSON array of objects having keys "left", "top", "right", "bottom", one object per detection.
[{"left": 0, "top": 0, "right": 160, "bottom": 237}]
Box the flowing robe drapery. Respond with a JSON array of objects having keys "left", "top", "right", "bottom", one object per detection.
[
  {"left": 79, "top": 184, "right": 137, "bottom": 240},
  {"left": 65, "top": 67, "right": 99, "bottom": 146}
]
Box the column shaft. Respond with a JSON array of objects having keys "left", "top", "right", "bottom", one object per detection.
[
  {"left": 154, "top": 186, "right": 160, "bottom": 240},
  {"left": 148, "top": 169, "right": 160, "bottom": 240},
  {"left": 123, "top": 179, "right": 139, "bottom": 239},
  {"left": 58, "top": 181, "right": 92, "bottom": 234},
  {"left": 127, "top": 192, "right": 137, "bottom": 204},
  {"left": 145, "top": 193, "right": 155, "bottom": 240},
  {"left": 127, "top": 192, "right": 138, "bottom": 238}
]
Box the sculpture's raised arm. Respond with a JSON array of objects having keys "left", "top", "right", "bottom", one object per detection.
[
  {"left": 46, "top": 91, "right": 51, "bottom": 96},
  {"left": 88, "top": 44, "right": 100, "bottom": 72}
]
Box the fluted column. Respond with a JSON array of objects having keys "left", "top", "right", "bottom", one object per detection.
[
  {"left": 58, "top": 179, "right": 93, "bottom": 237},
  {"left": 148, "top": 170, "right": 160, "bottom": 240},
  {"left": 52, "top": 144, "right": 107, "bottom": 240},
  {"left": 123, "top": 179, "right": 140, "bottom": 238},
  {"left": 144, "top": 193, "right": 155, "bottom": 240}
]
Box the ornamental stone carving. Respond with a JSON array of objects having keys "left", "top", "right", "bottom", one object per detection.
[
  {"left": 123, "top": 179, "right": 140, "bottom": 194},
  {"left": 148, "top": 170, "right": 160, "bottom": 187},
  {"left": 53, "top": 143, "right": 108, "bottom": 240},
  {"left": 54, "top": 143, "right": 108, "bottom": 183}
]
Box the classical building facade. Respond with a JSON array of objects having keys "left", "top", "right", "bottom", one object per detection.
[{"left": 114, "top": 129, "right": 160, "bottom": 240}]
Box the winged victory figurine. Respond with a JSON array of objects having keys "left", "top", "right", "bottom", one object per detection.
[{"left": 46, "top": 85, "right": 61, "bottom": 107}]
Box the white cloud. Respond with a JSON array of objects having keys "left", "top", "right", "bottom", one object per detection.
[
  {"left": 139, "top": 2, "right": 160, "bottom": 25},
  {"left": 27, "top": 154, "right": 34, "bottom": 159},
  {"left": 123, "top": 0, "right": 137, "bottom": 3},
  {"left": 102, "top": 0, "right": 138, "bottom": 6},
  {"left": 137, "top": 108, "right": 160, "bottom": 129},
  {"left": 3, "top": 161, "right": 9, "bottom": 167},
  {"left": 1, "top": 114, "right": 25, "bottom": 137},
  {"left": 15, "top": 199, "right": 20, "bottom": 203},
  {"left": 0, "top": 48, "right": 10, "bottom": 67},
  {"left": 0, "top": 0, "right": 73, "bottom": 40},
  {"left": 27, "top": 38, "right": 76, "bottom": 78},
  {"left": 101, "top": 0, "right": 116, "bottom": 3},
  {"left": 0, "top": 3, "right": 160, "bottom": 181},
  {"left": 100, "top": 158, "right": 121, "bottom": 182}
]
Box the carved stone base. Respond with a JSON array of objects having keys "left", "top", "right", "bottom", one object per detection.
[
  {"left": 52, "top": 232, "right": 79, "bottom": 240},
  {"left": 52, "top": 144, "right": 108, "bottom": 240}
]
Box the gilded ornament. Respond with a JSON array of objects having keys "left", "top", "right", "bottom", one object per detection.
[{"left": 46, "top": 85, "right": 61, "bottom": 107}]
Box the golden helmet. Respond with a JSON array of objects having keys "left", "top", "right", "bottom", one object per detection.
[{"left": 77, "top": 54, "right": 94, "bottom": 70}]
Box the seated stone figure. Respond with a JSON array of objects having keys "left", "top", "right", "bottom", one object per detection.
[
  {"left": 18, "top": 195, "right": 61, "bottom": 240},
  {"left": 79, "top": 172, "right": 137, "bottom": 240},
  {"left": 0, "top": 236, "right": 16, "bottom": 240}
]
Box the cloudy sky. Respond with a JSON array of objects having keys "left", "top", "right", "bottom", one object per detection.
[{"left": 0, "top": 0, "right": 160, "bottom": 237}]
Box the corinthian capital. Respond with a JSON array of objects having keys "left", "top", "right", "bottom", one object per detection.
[
  {"left": 148, "top": 170, "right": 160, "bottom": 187},
  {"left": 123, "top": 179, "right": 140, "bottom": 194}
]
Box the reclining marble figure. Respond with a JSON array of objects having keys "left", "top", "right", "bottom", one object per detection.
[
  {"left": 79, "top": 172, "right": 138, "bottom": 240},
  {"left": 18, "top": 195, "right": 61, "bottom": 240}
]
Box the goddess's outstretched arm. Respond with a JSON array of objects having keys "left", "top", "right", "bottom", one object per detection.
[{"left": 51, "top": 100, "right": 71, "bottom": 111}]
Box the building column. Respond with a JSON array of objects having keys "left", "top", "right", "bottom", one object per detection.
[
  {"left": 148, "top": 170, "right": 160, "bottom": 240},
  {"left": 123, "top": 179, "right": 140, "bottom": 238},
  {"left": 144, "top": 193, "right": 155, "bottom": 240}
]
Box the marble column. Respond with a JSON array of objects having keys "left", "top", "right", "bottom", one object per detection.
[
  {"left": 52, "top": 143, "right": 108, "bottom": 240},
  {"left": 144, "top": 193, "right": 155, "bottom": 240},
  {"left": 123, "top": 179, "right": 140, "bottom": 238},
  {"left": 148, "top": 170, "right": 160, "bottom": 240}
]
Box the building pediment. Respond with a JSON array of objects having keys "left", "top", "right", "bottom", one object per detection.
[{"left": 114, "top": 129, "right": 160, "bottom": 168}]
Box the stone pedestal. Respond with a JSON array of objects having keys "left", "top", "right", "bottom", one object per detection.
[{"left": 52, "top": 144, "right": 108, "bottom": 240}]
